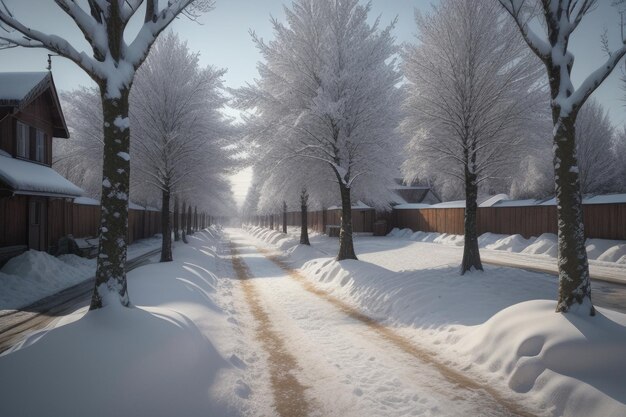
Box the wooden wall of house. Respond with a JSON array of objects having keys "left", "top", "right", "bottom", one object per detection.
[
  {"left": 14, "top": 94, "right": 56, "bottom": 166},
  {"left": 1, "top": 94, "right": 56, "bottom": 165},
  {"left": 0, "top": 113, "right": 13, "bottom": 156},
  {"left": 0, "top": 195, "right": 28, "bottom": 247},
  {"left": 71, "top": 203, "right": 100, "bottom": 239}
]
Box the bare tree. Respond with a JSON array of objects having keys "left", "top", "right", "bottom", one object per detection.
[
  {"left": 499, "top": 0, "right": 626, "bottom": 314},
  {"left": 401, "top": 0, "right": 545, "bottom": 274},
  {"left": 0, "top": 0, "right": 213, "bottom": 309},
  {"left": 233, "top": 0, "right": 402, "bottom": 260}
]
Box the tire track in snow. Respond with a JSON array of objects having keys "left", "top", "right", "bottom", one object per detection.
[
  {"left": 255, "top": 246, "right": 539, "bottom": 417},
  {"left": 230, "top": 242, "right": 312, "bottom": 417}
]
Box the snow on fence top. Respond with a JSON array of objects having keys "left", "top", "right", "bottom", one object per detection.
[
  {"left": 73, "top": 197, "right": 160, "bottom": 212},
  {"left": 73, "top": 197, "right": 100, "bottom": 206},
  {"left": 0, "top": 154, "right": 83, "bottom": 197},
  {"left": 394, "top": 193, "right": 626, "bottom": 210}
]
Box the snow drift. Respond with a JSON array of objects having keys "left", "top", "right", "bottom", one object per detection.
[
  {"left": 387, "top": 228, "right": 626, "bottom": 263},
  {"left": 247, "top": 225, "right": 626, "bottom": 417},
  {"left": 0, "top": 228, "right": 249, "bottom": 417},
  {"left": 0, "top": 251, "right": 95, "bottom": 310}
]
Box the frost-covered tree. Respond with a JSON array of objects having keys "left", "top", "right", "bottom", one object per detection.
[
  {"left": 575, "top": 99, "right": 618, "bottom": 194},
  {"left": 613, "top": 126, "right": 626, "bottom": 192},
  {"left": 255, "top": 152, "right": 333, "bottom": 245},
  {"left": 131, "top": 31, "right": 230, "bottom": 262},
  {"left": 54, "top": 88, "right": 105, "bottom": 198},
  {"left": 233, "top": 0, "right": 402, "bottom": 260},
  {"left": 401, "top": 0, "right": 545, "bottom": 274},
  {"left": 510, "top": 99, "right": 619, "bottom": 198},
  {"left": 0, "top": 0, "right": 213, "bottom": 309},
  {"left": 500, "top": 0, "right": 626, "bottom": 314},
  {"left": 54, "top": 43, "right": 234, "bottom": 262},
  {"left": 510, "top": 154, "right": 554, "bottom": 199}
]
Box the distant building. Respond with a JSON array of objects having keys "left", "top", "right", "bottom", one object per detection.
[
  {"left": 389, "top": 178, "right": 440, "bottom": 205},
  {"left": 0, "top": 72, "right": 82, "bottom": 261}
]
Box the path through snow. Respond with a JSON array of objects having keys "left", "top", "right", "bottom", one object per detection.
[{"left": 227, "top": 229, "right": 537, "bottom": 417}]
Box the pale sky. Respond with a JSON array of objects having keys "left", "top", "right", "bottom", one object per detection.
[{"left": 1, "top": 0, "right": 624, "bottom": 207}]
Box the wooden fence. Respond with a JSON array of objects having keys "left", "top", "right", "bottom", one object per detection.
[
  {"left": 391, "top": 203, "right": 626, "bottom": 240},
  {"left": 249, "top": 202, "right": 626, "bottom": 241},
  {"left": 249, "top": 208, "right": 376, "bottom": 233},
  {"left": 1, "top": 195, "right": 212, "bottom": 261},
  {"left": 47, "top": 199, "right": 163, "bottom": 248}
]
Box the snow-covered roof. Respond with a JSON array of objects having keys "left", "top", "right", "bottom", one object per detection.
[
  {"left": 393, "top": 203, "right": 434, "bottom": 210},
  {"left": 0, "top": 72, "right": 69, "bottom": 138},
  {"left": 0, "top": 72, "right": 48, "bottom": 102},
  {"left": 327, "top": 200, "right": 372, "bottom": 210},
  {"left": 328, "top": 192, "right": 626, "bottom": 212},
  {"left": 479, "top": 194, "right": 509, "bottom": 207},
  {"left": 74, "top": 198, "right": 160, "bottom": 212},
  {"left": 432, "top": 200, "right": 466, "bottom": 208},
  {"left": 129, "top": 202, "right": 160, "bottom": 212},
  {"left": 0, "top": 154, "right": 83, "bottom": 197},
  {"left": 490, "top": 198, "right": 545, "bottom": 207},
  {"left": 583, "top": 194, "right": 626, "bottom": 205}
]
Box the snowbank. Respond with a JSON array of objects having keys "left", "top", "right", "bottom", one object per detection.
[
  {"left": 248, "top": 226, "right": 626, "bottom": 417},
  {"left": 0, "top": 235, "right": 163, "bottom": 311},
  {"left": 522, "top": 233, "right": 559, "bottom": 257},
  {"left": 0, "top": 228, "right": 249, "bottom": 417},
  {"left": 0, "top": 251, "right": 95, "bottom": 309},
  {"left": 387, "top": 228, "right": 626, "bottom": 263}
]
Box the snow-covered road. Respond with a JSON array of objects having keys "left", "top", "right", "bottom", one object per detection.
[{"left": 227, "top": 229, "right": 536, "bottom": 417}]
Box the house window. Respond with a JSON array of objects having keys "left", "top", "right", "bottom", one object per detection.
[
  {"left": 16, "top": 121, "right": 29, "bottom": 158},
  {"left": 35, "top": 130, "right": 45, "bottom": 162}
]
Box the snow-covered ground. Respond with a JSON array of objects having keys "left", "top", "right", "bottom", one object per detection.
[
  {"left": 0, "top": 235, "right": 163, "bottom": 310},
  {"left": 2, "top": 225, "right": 624, "bottom": 417},
  {"left": 0, "top": 228, "right": 255, "bottom": 417},
  {"left": 384, "top": 228, "right": 626, "bottom": 284},
  {"left": 388, "top": 228, "right": 626, "bottom": 265},
  {"left": 245, "top": 226, "right": 626, "bottom": 417}
]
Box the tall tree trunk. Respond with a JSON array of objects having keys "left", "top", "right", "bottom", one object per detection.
[
  {"left": 182, "top": 201, "right": 188, "bottom": 243},
  {"left": 187, "top": 205, "right": 193, "bottom": 235},
  {"left": 282, "top": 201, "right": 288, "bottom": 234},
  {"left": 337, "top": 182, "right": 357, "bottom": 261},
  {"left": 300, "top": 188, "right": 310, "bottom": 245},
  {"left": 194, "top": 206, "right": 198, "bottom": 232},
  {"left": 270, "top": 213, "right": 274, "bottom": 230},
  {"left": 160, "top": 187, "right": 173, "bottom": 262},
  {"left": 460, "top": 167, "right": 483, "bottom": 274},
  {"left": 90, "top": 86, "right": 131, "bottom": 310},
  {"left": 553, "top": 116, "right": 594, "bottom": 314},
  {"left": 173, "top": 196, "right": 180, "bottom": 242}
]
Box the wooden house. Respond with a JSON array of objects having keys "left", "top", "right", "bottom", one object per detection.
[{"left": 0, "top": 72, "right": 82, "bottom": 262}]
